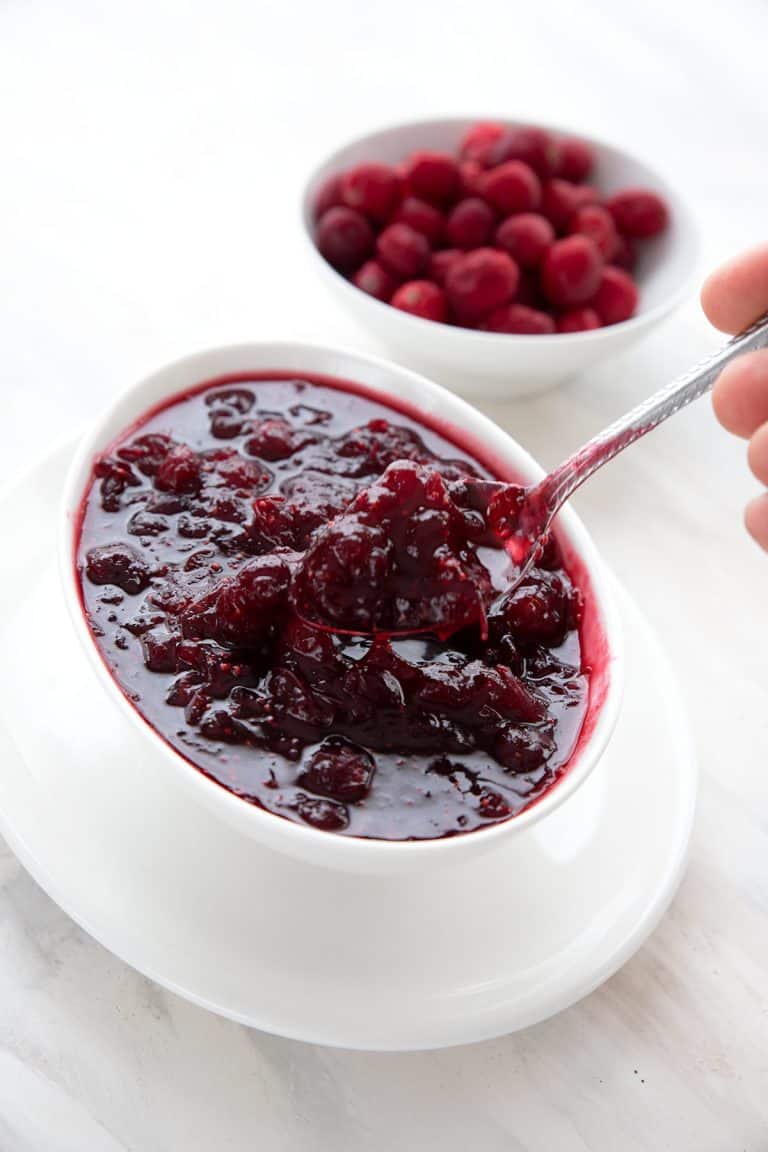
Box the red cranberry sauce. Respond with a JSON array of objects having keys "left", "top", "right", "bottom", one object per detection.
[{"left": 77, "top": 375, "right": 589, "bottom": 840}]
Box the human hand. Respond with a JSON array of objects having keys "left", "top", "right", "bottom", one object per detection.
[{"left": 701, "top": 245, "right": 768, "bottom": 550}]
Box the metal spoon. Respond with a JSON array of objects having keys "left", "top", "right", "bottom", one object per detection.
[{"left": 498, "top": 309, "right": 768, "bottom": 591}]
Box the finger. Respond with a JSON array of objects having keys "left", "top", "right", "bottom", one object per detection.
[
  {"left": 747, "top": 421, "right": 768, "bottom": 485},
  {"left": 712, "top": 350, "right": 768, "bottom": 438},
  {"left": 745, "top": 492, "right": 768, "bottom": 551},
  {"left": 701, "top": 244, "right": 768, "bottom": 334}
]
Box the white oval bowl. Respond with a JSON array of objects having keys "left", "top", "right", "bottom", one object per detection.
[
  {"left": 59, "top": 342, "right": 624, "bottom": 874},
  {"left": 300, "top": 117, "right": 700, "bottom": 398}
]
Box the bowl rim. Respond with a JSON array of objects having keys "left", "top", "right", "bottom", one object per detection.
[
  {"left": 299, "top": 114, "right": 700, "bottom": 348},
  {"left": 59, "top": 340, "right": 625, "bottom": 869}
]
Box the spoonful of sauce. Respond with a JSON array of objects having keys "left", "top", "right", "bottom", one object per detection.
[{"left": 295, "top": 310, "right": 768, "bottom": 638}]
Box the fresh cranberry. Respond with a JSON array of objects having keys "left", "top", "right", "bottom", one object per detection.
[
  {"left": 445, "top": 248, "right": 519, "bottom": 322},
  {"left": 477, "top": 161, "right": 541, "bottom": 214},
  {"left": 515, "top": 271, "right": 546, "bottom": 308},
  {"left": 568, "top": 204, "right": 619, "bottom": 261},
  {"left": 457, "top": 160, "right": 483, "bottom": 197},
  {"left": 556, "top": 137, "right": 594, "bottom": 182},
  {"left": 557, "top": 307, "right": 601, "bottom": 332},
  {"left": 541, "top": 179, "right": 598, "bottom": 231},
  {"left": 445, "top": 197, "right": 495, "bottom": 249},
  {"left": 481, "top": 304, "right": 555, "bottom": 335},
  {"left": 606, "top": 187, "right": 669, "bottom": 237},
  {"left": 391, "top": 280, "right": 447, "bottom": 322},
  {"left": 403, "top": 151, "right": 460, "bottom": 205},
  {"left": 486, "top": 126, "right": 558, "bottom": 177},
  {"left": 353, "top": 259, "right": 399, "bottom": 302},
  {"left": 393, "top": 196, "right": 444, "bottom": 244},
  {"left": 313, "top": 173, "right": 343, "bottom": 218},
  {"left": 339, "top": 162, "right": 402, "bottom": 222},
  {"left": 494, "top": 213, "right": 554, "bottom": 268},
  {"left": 594, "top": 266, "right": 639, "bottom": 324},
  {"left": 611, "top": 233, "right": 637, "bottom": 271},
  {"left": 541, "top": 236, "right": 603, "bottom": 308},
  {"left": 155, "top": 445, "right": 202, "bottom": 494},
  {"left": 428, "top": 248, "right": 464, "bottom": 288},
  {"left": 376, "top": 223, "right": 431, "bottom": 279},
  {"left": 297, "top": 737, "right": 375, "bottom": 802},
  {"left": 459, "top": 121, "right": 506, "bottom": 165},
  {"left": 316, "top": 206, "right": 374, "bottom": 272},
  {"left": 85, "top": 544, "right": 150, "bottom": 595}
]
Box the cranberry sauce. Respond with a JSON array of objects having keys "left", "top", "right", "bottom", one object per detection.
[{"left": 76, "top": 374, "right": 588, "bottom": 840}]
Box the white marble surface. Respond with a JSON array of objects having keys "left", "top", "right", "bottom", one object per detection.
[{"left": 1, "top": 1, "right": 767, "bottom": 1147}]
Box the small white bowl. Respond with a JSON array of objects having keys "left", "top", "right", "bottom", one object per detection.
[
  {"left": 300, "top": 118, "right": 700, "bottom": 398},
  {"left": 59, "top": 342, "right": 623, "bottom": 874}
]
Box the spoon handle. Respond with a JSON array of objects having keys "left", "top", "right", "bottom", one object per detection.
[{"left": 544, "top": 309, "right": 768, "bottom": 511}]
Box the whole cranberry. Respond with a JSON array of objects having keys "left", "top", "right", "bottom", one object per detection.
[
  {"left": 85, "top": 544, "right": 150, "bottom": 595},
  {"left": 494, "top": 213, "right": 554, "bottom": 268},
  {"left": 458, "top": 160, "right": 483, "bottom": 196},
  {"left": 594, "top": 266, "right": 639, "bottom": 324},
  {"left": 556, "top": 137, "right": 594, "bottom": 182},
  {"left": 606, "top": 187, "right": 669, "bottom": 237},
  {"left": 541, "top": 236, "right": 603, "bottom": 308},
  {"left": 541, "top": 179, "right": 598, "bottom": 231},
  {"left": 445, "top": 197, "right": 495, "bottom": 248},
  {"left": 155, "top": 444, "right": 202, "bottom": 494},
  {"left": 429, "top": 248, "right": 464, "bottom": 288},
  {"left": 481, "top": 304, "right": 555, "bottom": 334},
  {"left": 611, "top": 233, "right": 637, "bottom": 271},
  {"left": 297, "top": 737, "right": 375, "bottom": 803},
  {"left": 557, "top": 307, "right": 602, "bottom": 332},
  {"left": 313, "top": 173, "right": 343, "bottom": 218},
  {"left": 403, "top": 150, "right": 461, "bottom": 205},
  {"left": 340, "top": 162, "right": 402, "bottom": 222},
  {"left": 459, "top": 120, "right": 506, "bottom": 165},
  {"left": 445, "top": 248, "right": 519, "bottom": 322},
  {"left": 353, "top": 259, "right": 399, "bottom": 302},
  {"left": 486, "top": 126, "right": 559, "bottom": 177},
  {"left": 316, "top": 206, "right": 374, "bottom": 272},
  {"left": 376, "top": 222, "right": 431, "bottom": 279},
  {"left": 478, "top": 161, "right": 541, "bottom": 214},
  {"left": 568, "top": 204, "right": 619, "bottom": 261},
  {"left": 393, "top": 196, "right": 444, "bottom": 244},
  {"left": 391, "top": 280, "right": 447, "bottom": 322}
]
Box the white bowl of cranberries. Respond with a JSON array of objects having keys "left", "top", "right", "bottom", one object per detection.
[{"left": 302, "top": 118, "right": 699, "bottom": 397}]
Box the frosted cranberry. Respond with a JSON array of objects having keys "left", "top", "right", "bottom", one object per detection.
[
  {"left": 393, "top": 196, "right": 444, "bottom": 244},
  {"left": 594, "top": 266, "right": 639, "bottom": 325},
  {"left": 155, "top": 445, "right": 202, "bottom": 494},
  {"left": 298, "top": 738, "right": 375, "bottom": 803},
  {"left": 557, "top": 307, "right": 601, "bottom": 332},
  {"left": 445, "top": 197, "right": 495, "bottom": 249},
  {"left": 487, "top": 126, "right": 558, "bottom": 177},
  {"left": 568, "top": 205, "right": 619, "bottom": 261},
  {"left": 429, "top": 248, "right": 463, "bottom": 288},
  {"left": 541, "top": 236, "right": 603, "bottom": 308},
  {"left": 376, "top": 223, "right": 430, "bottom": 279},
  {"left": 403, "top": 151, "right": 460, "bottom": 205},
  {"left": 459, "top": 121, "right": 506, "bottom": 164},
  {"left": 339, "top": 162, "right": 402, "bottom": 222},
  {"left": 494, "top": 213, "right": 554, "bottom": 268},
  {"left": 85, "top": 544, "right": 150, "bottom": 595},
  {"left": 391, "top": 280, "right": 447, "bottom": 323},
  {"left": 353, "top": 259, "right": 398, "bottom": 302},
  {"left": 541, "top": 179, "right": 598, "bottom": 231},
  {"left": 611, "top": 233, "right": 637, "bottom": 271},
  {"left": 481, "top": 304, "right": 555, "bottom": 335},
  {"left": 477, "top": 161, "right": 541, "bottom": 214},
  {"left": 458, "top": 160, "right": 483, "bottom": 197},
  {"left": 316, "top": 206, "right": 374, "bottom": 272},
  {"left": 606, "top": 187, "right": 669, "bottom": 237},
  {"left": 296, "top": 794, "right": 349, "bottom": 832},
  {"left": 313, "top": 173, "right": 343, "bottom": 218},
  {"left": 556, "top": 137, "right": 594, "bottom": 182},
  {"left": 445, "top": 248, "right": 519, "bottom": 322}
]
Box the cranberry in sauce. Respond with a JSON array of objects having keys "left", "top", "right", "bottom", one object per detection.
[{"left": 77, "top": 375, "right": 589, "bottom": 840}]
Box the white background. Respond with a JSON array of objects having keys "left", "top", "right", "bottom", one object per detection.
[{"left": 1, "top": 1, "right": 767, "bottom": 1149}]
